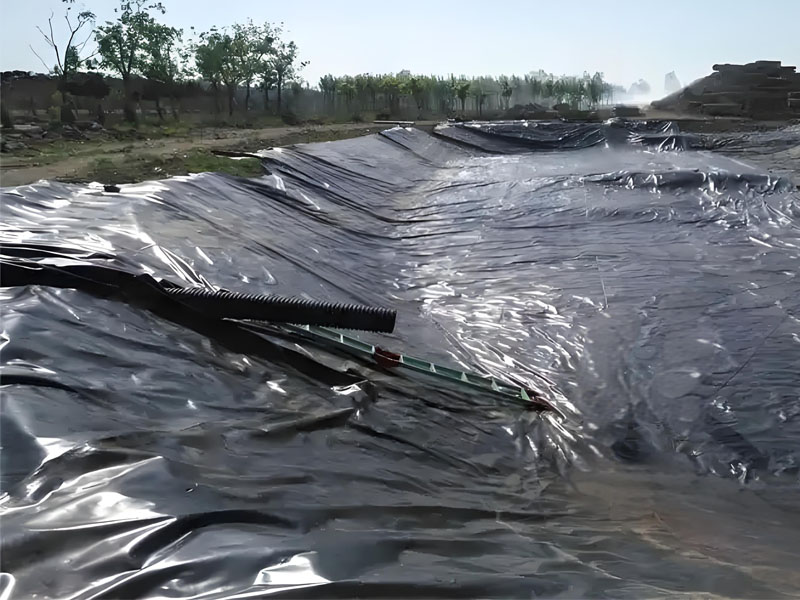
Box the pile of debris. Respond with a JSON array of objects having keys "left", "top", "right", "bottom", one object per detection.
[
  {"left": 652, "top": 61, "right": 800, "bottom": 118},
  {"left": 613, "top": 105, "right": 643, "bottom": 118},
  {"left": 1, "top": 120, "right": 105, "bottom": 153},
  {"left": 502, "top": 103, "right": 557, "bottom": 120}
]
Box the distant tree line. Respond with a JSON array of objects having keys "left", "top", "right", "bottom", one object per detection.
[
  {"left": 25, "top": 0, "right": 619, "bottom": 125},
  {"left": 318, "top": 72, "right": 616, "bottom": 118}
]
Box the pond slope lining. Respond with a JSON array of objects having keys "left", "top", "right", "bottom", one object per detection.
[{"left": 2, "top": 121, "right": 800, "bottom": 598}]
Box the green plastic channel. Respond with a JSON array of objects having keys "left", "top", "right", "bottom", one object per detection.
[{"left": 289, "top": 324, "right": 559, "bottom": 413}]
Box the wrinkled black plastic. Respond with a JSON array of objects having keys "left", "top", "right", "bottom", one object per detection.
[
  {"left": 433, "top": 119, "right": 702, "bottom": 153},
  {"left": 0, "top": 255, "right": 396, "bottom": 332},
  {"left": 2, "top": 120, "right": 800, "bottom": 599}
]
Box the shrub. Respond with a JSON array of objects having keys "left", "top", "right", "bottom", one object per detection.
[{"left": 281, "top": 112, "right": 300, "bottom": 126}]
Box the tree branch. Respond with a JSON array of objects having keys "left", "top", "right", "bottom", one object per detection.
[
  {"left": 29, "top": 45, "right": 52, "bottom": 72},
  {"left": 125, "top": 23, "right": 137, "bottom": 76},
  {"left": 65, "top": 30, "right": 79, "bottom": 68},
  {"left": 115, "top": 34, "right": 129, "bottom": 77},
  {"left": 48, "top": 12, "right": 55, "bottom": 43},
  {"left": 35, "top": 26, "right": 56, "bottom": 49},
  {"left": 74, "top": 28, "right": 94, "bottom": 52},
  {"left": 47, "top": 12, "right": 62, "bottom": 72}
]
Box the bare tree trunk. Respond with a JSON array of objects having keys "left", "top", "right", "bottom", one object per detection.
[
  {"left": 60, "top": 99, "right": 76, "bottom": 123},
  {"left": 211, "top": 82, "right": 221, "bottom": 114},
  {"left": 276, "top": 76, "right": 283, "bottom": 113},
  {"left": 122, "top": 77, "right": 137, "bottom": 123},
  {"left": 1, "top": 102, "right": 13, "bottom": 129},
  {"left": 155, "top": 96, "right": 164, "bottom": 121},
  {"left": 263, "top": 87, "right": 270, "bottom": 112},
  {"left": 59, "top": 84, "right": 76, "bottom": 124},
  {"left": 245, "top": 82, "right": 251, "bottom": 112},
  {"left": 226, "top": 84, "right": 235, "bottom": 116}
]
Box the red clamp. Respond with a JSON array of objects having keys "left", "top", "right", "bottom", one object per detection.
[{"left": 374, "top": 348, "right": 402, "bottom": 369}]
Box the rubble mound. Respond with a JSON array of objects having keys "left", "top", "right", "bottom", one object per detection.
[
  {"left": 652, "top": 61, "right": 800, "bottom": 119},
  {"left": 614, "top": 105, "right": 644, "bottom": 117},
  {"left": 503, "top": 103, "right": 557, "bottom": 120}
]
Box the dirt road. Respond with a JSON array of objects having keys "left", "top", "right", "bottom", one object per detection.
[
  {"left": 3, "top": 118, "right": 796, "bottom": 187},
  {"left": 1, "top": 122, "right": 433, "bottom": 187}
]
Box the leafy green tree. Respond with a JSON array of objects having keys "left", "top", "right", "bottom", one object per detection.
[
  {"left": 261, "top": 70, "right": 278, "bottom": 112},
  {"left": 219, "top": 28, "right": 250, "bottom": 115},
  {"left": 95, "top": 0, "right": 167, "bottom": 122},
  {"left": 499, "top": 75, "right": 513, "bottom": 110},
  {"left": 304, "top": 71, "right": 612, "bottom": 119},
  {"left": 186, "top": 58, "right": 612, "bottom": 120},
  {"left": 193, "top": 29, "right": 224, "bottom": 113},
  {"left": 290, "top": 81, "right": 306, "bottom": 110},
  {"left": 471, "top": 79, "right": 487, "bottom": 116},
  {"left": 379, "top": 75, "right": 402, "bottom": 115},
  {"left": 31, "top": 0, "right": 97, "bottom": 122},
  {"left": 318, "top": 74, "right": 337, "bottom": 112},
  {"left": 234, "top": 21, "right": 276, "bottom": 111},
  {"left": 364, "top": 75, "right": 378, "bottom": 111},
  {"left": 509, "top": 75, "right": 522, "bottom": 104},
  {"left": 529, "top": 77, "right": 543, "bottom": 101},
  {"left": 405, "top": 76, "right": 427, "bottom": 116},
  {"left": 455, "top": 79, "right": 470, "bottom": 114},
  {"left": 140, "top": 23, "right": 183, "bottom": 119},
  {"left": 587, "top": 72, "right": 604, "bottom": 106},
  {"left": 267, "top": 40, "right": 307, "bottom": 113},
  {"left": 338, "top": 76, "right": 356, "bottom": 111},
  {"left": 544, "top": 77, "right": 555, "bottom": 101},
  {"left": 193, "top": 26, "right": 252, "bottom": 116}
]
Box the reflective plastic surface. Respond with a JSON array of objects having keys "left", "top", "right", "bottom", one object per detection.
[{"left": 2, "top": 121, "right": 800, "bottom": 598}]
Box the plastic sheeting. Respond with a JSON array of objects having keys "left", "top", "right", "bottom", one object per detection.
[{"left": 2, "top": 120, "right": 800, "bottom": 598}]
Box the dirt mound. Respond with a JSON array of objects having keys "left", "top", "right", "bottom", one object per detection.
[
  {"left": 652, "top": 61, "right": 800, "bottom": 119},
  {"left": 503, "top": 102, "right": 557, "bottom": 120},
  {"left": 613, "top": 105, "right": 643, "bottom": 117}
]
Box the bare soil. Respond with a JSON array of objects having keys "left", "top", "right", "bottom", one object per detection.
[
  {"left": 0, "top": 122, "right": 435, "bottom": 187},
  {"left": 1, "top": 115, "right": 797, "bottom": 187}
]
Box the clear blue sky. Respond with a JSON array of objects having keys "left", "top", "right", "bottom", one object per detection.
[{"left": 2, "top": 0, "right": 799, "bottom": 94}]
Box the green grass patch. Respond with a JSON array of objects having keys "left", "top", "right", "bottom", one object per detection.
[
  {"left": 69, "top": 149, "right": 263, "bottom": 185},
  {"left": 109, "top": 119, "right": 196, "bottom": 140},
  {"left": 108, "top": 114, "right": 292, "bottom": 138},
  {"left": 181, "top": 150, "right": 263, "bottom": 177}
]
